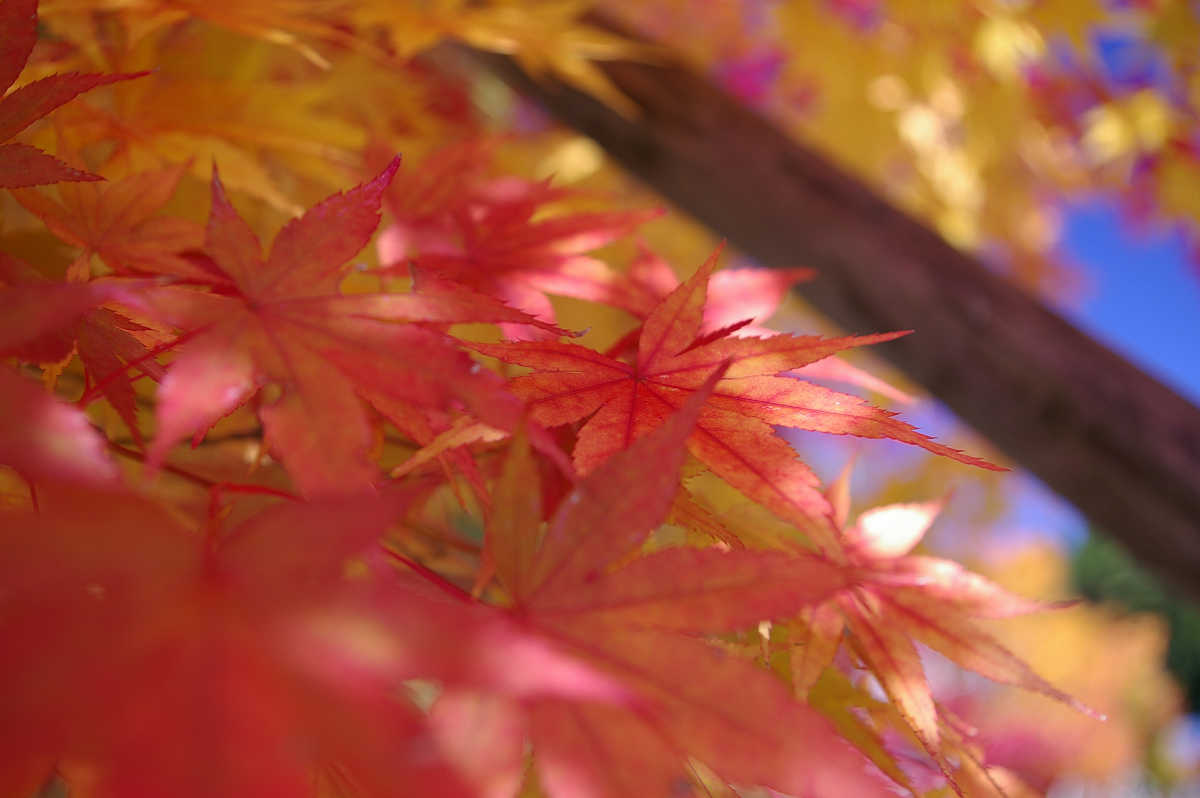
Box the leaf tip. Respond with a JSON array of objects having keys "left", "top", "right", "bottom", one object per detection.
[{"left": 376, "top": 154, "right": 403, "bottom": 188}]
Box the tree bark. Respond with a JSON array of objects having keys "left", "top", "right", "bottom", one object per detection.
[{"left": 459, "top": 41, "right": 1200, "bottom": 599}]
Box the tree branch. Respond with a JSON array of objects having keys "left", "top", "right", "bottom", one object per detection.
[{"left": 457, "top": 38, "right": 1200, "bottom": 598}]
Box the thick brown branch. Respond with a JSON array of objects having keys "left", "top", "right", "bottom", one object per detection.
[{"left": 458, "top": 41, "right": 1200, "bottom": 598}]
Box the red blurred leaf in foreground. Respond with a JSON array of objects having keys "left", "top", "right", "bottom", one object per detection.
[
  {"left": 0, "top": 367, "right": 118, "bottom": 485},
  {"left": 0, "top": 0, "right": 145, "bottom": 188},
  {"left": 0, "top": 472, "right": 652, "bottom": 797},
  {"left": 0, "top": 488, "right": 483, "bottom": 798}
]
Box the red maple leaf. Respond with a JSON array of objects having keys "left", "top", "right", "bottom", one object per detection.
[
  {"left": 136, "top": 157, "right": 567, "bottom": 495},
  {"left": 615, "top": 243, "right": 913, "bottom": 402},
  {"left": 471, "top": 248, "right": 1000, "bottom": 529},
  {"left": 785, "top": 470, "right": 1096, "bottom": 794},
  {"left": 378, "top": 138, "right": 658, "bottom": 336},
  {"left": 0, "top": 252, "right": 164, "bottom": 443},
  {"left": 611, "top": 240, "right": 816, "bottom": 334},
  {"left": 0, "top": 0, "right": 144, "bottom": 188},
  {"left": 461, "top": 370, "right": 897, "bottom": 797}
]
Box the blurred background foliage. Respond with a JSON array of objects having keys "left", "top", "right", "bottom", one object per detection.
[{"left": 1073, "top": 532, "right": 1200, "bottom": 715}]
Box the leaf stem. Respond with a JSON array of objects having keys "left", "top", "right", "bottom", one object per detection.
[
  {"left": 78, "top": 328, "right": 203, "bottom": 405},
  {"left": 106, "top": 440, "right": 298, "bottom": 500},
  {"left": 383, "top": 547, "right": 476, "bottom": 604}
]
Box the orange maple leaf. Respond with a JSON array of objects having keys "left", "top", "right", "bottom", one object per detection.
[
  {"left": 0, "top": 0, "right": 144, "bottom": 188},
  {"left": 11, "top": 161, "right": 206, "bottom": 280},
  {"left": 471, "top": 247, "right": 999, "bottom": 528},
  {"left": 446, "top": 0, "right": 654, "bottom": 116}
]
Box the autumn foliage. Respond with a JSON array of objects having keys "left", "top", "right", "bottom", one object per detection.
[{"left": 0, "top": 0, "right": 1126, "bottom": 796}]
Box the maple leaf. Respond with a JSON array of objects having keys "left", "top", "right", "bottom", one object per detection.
[
  {"left": 617, "top": 241, "right": 816, "bottom": 333},
  {"left": 359, "top": 0, "right": 654, "bottom": 116},
  {"left": 614, "top": 243, "right": 913, "bottom": 402},
  {"left": 38, "top": 0, "right": 364, "bottom": 70},
  {"left": 379, "top": 138, "right": 659, "bottom": 337},
  {"left": 48, "top": 62, "right": 371, "bottom": 214},
  {"left": 784, "top": 469, "right": 1097, "bottom": 795},
  {"left": 459, "top": 367, "right": 898, "bottom": 797},
  {"left": 375, "top": 138, "right": 494, "bottom": 250},
  {"left": 137, "top": 157, "right": 567, "bottom": 496},
  {"left": 471, "top": 247, "right": 999, "bottom": 531},
  {"left": 0, "top": 0, "right": 144, "bottom": 188},
  {"left": 0, "top": 252, "right": 166, "bottom": 442},
  {"left": 11, "top": 161, "right": 207, "bottom": 280}
]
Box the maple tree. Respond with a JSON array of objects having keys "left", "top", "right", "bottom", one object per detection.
[{"left": 1, "top": 0, "right": 1192, "bottom": 796}]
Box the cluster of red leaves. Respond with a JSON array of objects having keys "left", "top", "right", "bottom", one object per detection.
[{"left": 1, "top": 2, "right": 1092, "bottom": 796}]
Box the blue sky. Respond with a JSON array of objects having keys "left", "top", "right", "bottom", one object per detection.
[{"left": 1059, "top": 199, "right": 1200, "bottom": 405}]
